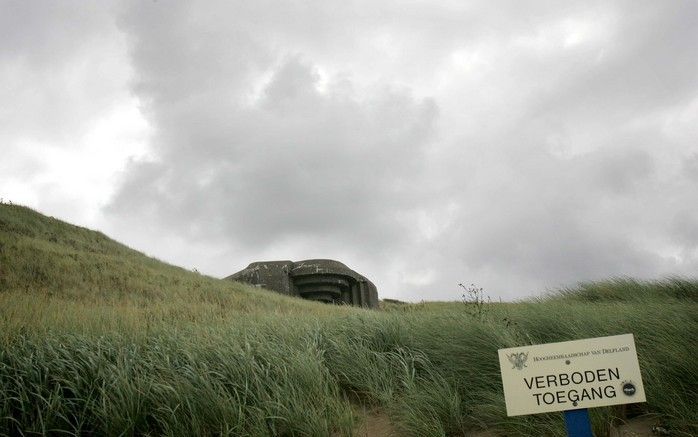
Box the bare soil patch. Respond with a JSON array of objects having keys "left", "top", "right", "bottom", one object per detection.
[{"left": 353, "top": 408, "right": 399, "bottom": 437}]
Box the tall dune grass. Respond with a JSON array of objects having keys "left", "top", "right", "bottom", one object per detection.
[{"left": 1, "top": 204, "right": 696, "bottom": 436}]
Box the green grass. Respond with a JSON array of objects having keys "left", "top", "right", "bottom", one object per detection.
[{"left": 1, "top": 203, "right": 697, "bottom": 436}]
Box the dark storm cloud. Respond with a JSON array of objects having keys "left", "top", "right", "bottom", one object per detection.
[{"left": 104, "top": 0, "right": 698, "bottom": 300}]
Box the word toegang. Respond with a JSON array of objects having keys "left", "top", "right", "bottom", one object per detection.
[{"left": 524, "top": 367, "right": 620, "bottom": 406}]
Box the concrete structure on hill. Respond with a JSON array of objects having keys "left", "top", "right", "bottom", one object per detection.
[{"left": 225, "top": 259, "right": 378, "bottom": 308}]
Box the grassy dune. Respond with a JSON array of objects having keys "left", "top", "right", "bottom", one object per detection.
[{"left": 1, "top": 203, "right": 696, "bottom": 436}]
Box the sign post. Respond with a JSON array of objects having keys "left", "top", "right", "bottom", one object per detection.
[
  {"left": 498, "top": 334, "right": 646, "bottom": 437},
  {"left": 563, "top": 409, "right": 593, "bottom": 437}
]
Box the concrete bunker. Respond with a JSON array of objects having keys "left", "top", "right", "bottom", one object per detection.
[{"left": 225, "top": 259, "right": 378, "bottom": 308}]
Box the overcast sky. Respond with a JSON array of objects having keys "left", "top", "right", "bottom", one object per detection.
[{"left": 2, "top": 0, "right": 697, "bottom": 301}]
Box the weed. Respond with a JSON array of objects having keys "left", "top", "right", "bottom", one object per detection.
[{"left": 459, "top": 282, "right": 491, "bottom": 320}]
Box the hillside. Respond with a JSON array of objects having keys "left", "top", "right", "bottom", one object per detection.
[
  {"left": 0, "top": 203, "right": 696, "bottom": 436},
  {"left": 0, "top": 203, "right": 352, "bottom": 337}
]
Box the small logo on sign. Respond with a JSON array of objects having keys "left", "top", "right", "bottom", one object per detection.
[
  {"left": 622, "top": 381, "right": 636, "bottom": 396},
  {"left": 507, "top": 351, "right": 529, "bottom": 370}
]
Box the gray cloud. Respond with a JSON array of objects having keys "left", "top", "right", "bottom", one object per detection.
[
  {"left": 1, "top": 0, "right": 146, "bottom": 228},
  {"left": 107, "top": 52, "right": 438, "bottom": 253},
  {"left": 4, "top": 0, "right": 691, "bottom": 300},
  {"left": 1, "top": 0, "right": 127, "bottom": 143}
]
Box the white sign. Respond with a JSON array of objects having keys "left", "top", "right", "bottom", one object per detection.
[{"left": 498, "top": 334, "right": 646, "bottom": 416}]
